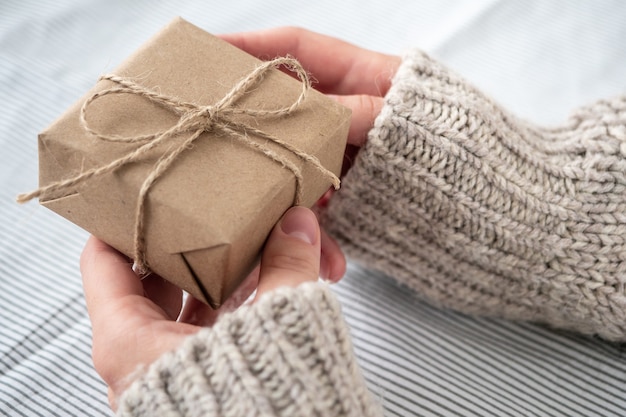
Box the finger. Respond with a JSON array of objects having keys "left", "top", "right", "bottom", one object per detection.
[
  {"left": 80, "top": 236, "right": 146, "bottom": 326},
  {"left": 330, "top": 94, "right": 385, "bottom": 147},
  {"left": 312, "top": 196, "right": 346, "bottom": 282},
  {"left": 220, "top": 27, "right": 400, "bottom": 96},
  {"left": 142, "top": 274, "right": 183, "bottom": 321},
  {"left": 178, "top": 295, "right": 219, "bottom": 327},
  {"left": 255, "top": 206, "right": 321, "bottom": 299},
  {"left": 320, "top": 229, "right": 346, "bottom": 282}
]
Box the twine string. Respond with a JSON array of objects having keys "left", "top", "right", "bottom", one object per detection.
[{"left": 17, "top": 57, "right": 340, "bottom": 275}]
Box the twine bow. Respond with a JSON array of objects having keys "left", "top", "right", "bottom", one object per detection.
[{"left": 17, "top": 57, "right": 340, "bottom": 275}]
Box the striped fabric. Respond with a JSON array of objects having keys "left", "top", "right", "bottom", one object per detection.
[
  {"left": 337, "top": 266, "right": 626, "bottom": 417},
  {"left": 1, "top": 1, "right": 625, "bottom": 416}
]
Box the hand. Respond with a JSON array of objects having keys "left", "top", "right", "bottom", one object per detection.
[
  {"left": 221, "top": 27, "right": 400, "bottom": 152},
  {"left": 81, "top": 206, "right": 323, "bottom": 410},
  {"left": 222, "top": 28, "right": 400, "bottom": 212}
]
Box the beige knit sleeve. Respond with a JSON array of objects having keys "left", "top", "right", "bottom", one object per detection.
[
  {"left": 116, "top": 283, "right": 383, "bottom": 417},
  {"left": 323, "top": 49, "right": 626, "bottom": 341}
]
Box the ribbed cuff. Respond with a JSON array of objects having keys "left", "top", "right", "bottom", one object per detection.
[{"left": 117, "top": 283, "right": 382, "bottom": 417}]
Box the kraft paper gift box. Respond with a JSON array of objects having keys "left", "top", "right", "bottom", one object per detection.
[{"left": 27, "top": 18, "right": 350, "bottom": 307}]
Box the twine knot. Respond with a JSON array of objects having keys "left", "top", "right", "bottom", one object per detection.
[
  {"left": 182, "top": 106, "right": 218, "bottom": 131},
  {"left": 17, "top": 57, "right": 340, "bottom": 276}
]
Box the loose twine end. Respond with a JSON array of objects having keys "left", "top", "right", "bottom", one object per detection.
[
  {"left": 16, "top": 192, "right": 35, "bottom": 204},
  {"left": 17, "top": 57, "right": 341, "bottom": 274},
  {"left": 132, "top": 261, "right": 151, "bottom": 278}
]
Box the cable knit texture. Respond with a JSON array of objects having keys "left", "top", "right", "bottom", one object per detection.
[
  {"left": 117, "top": 283, "right": 383, "bottom": 417},
  {"left": 323, "top": 49, "right": 626, "bottom": 341}
]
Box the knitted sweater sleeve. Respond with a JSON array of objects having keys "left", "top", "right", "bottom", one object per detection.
[
  {"left": 323, "top": 49, "right": 626, "bottom": 341},
  {"left": 116, "top": 283, "right": 382, "bottom": 417}
]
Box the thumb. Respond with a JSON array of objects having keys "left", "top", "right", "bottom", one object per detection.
[{"left": 255, "top": 206, "right": 321, "bottom": 299}]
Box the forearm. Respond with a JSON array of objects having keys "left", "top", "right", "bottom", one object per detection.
[{"left": 323, "top": 49, "right": 626, "bottom": 341}]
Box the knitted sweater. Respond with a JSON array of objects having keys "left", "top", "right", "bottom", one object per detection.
[
  {"left": 324, "top": 50, "right": 626, "bottom": 341},
  {"left": 118, "top": 50, "right": 626, "bottom": 415}
]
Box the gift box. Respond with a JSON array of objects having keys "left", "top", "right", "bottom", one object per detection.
[{"left": 25, "top": 18, "right": 350, "bottom": 307}]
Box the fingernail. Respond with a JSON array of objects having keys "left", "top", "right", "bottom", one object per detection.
[{"left": 280, "top": 206, "right": 317, "bottom": 245}]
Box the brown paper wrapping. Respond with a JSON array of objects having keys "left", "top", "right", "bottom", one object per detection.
[{"left": 37, "top": 18, "right": 350, "bottom": 307}]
